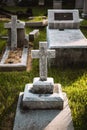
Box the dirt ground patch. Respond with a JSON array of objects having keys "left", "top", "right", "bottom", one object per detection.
[{"left": 5, "top": 48, "right": 22, "bottom": 64}]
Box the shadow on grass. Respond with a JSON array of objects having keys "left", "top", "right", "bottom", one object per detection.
[
  {"left": 48, "top": 65, "right": 87, "bottom": 88},
  {"left": 0, "top": 96, "right": 18, "bottom": 130}
]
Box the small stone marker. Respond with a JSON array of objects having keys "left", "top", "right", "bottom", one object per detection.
[
  {"left": 4, "top": 15, "right": 25, "bottom": 49},
  {"left": 32, "top": 42, "right": 55, "bottom": 81},
  {"left": 29, "top": 29, "right": 39, "bottom": 41}
]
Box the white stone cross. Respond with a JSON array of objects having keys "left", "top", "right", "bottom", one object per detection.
[
  {"left": 4, "top": 15, "right": 24, "bottom": 49},
  {"left": 31, "top": 42, "right": 55, "bottom": 81}
]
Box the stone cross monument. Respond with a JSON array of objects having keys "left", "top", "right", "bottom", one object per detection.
[
  {"left": 22, "top": 42, "right": 64, "bottom": 110},
  {"left": 4, "top": 15, "right": 25, "bottom": 49},
  {"left": 32, "top": 42, "right": 55, "bottom": 81},
  {"left": 31, "top": 42, "right": 55, "bottom": 94}
]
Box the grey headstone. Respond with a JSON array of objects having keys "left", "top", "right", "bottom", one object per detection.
[
  {"left": 53, "top": 0, "right": 62, "bottom": 9},
  {"left": 82, "top": 0, "right": 87, "bottom": 19},
  {"left": 75, "top": 0, "right": 83, "bottom": 9},
  {"left": 29, "top": 29, "right": 39, "bottom": 41},
  {"left": 4, "top": 16, "right": 25, "bottom": 49},
  {"left": 23, "top": 83, "right": 64, "bottom": 109},
  {"left": 38, "top": 0, "right": 44, "bottom": 6},
  {"left": 31, "top": 42, "right": 55, "bottom": 81}
]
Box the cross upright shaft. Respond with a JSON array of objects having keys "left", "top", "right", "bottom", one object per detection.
[{"left": 31, "top": 42, "right": 55, "bottom": 81}]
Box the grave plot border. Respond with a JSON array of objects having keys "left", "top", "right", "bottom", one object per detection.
[{"left": 0, "top": 46, "right": 28, "bottom": 71}]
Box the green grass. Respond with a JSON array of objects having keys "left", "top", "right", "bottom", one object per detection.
[
  {"left": 0, "top": 39, "right": 6, "bottom": 53},
  {"left": 80, "top": 19, "right": 87, "bottom": 26},
  {"left": 3, "top": 6, "right": 27, "bottom": 13},
  {"left": 0, "top": 6, "right": 87, "bottom": 130},
  {"left": 3, "top": 6, "right": 47, "bottom": 16},
  {"left": 0, "top": 21, "right": 8, "bottom": 36},
  {"left": 80, "top": 20, "right": 87, "bottom": 38},
  {"left": 48, "top": 67, "right": 87, "bottom": 130}
]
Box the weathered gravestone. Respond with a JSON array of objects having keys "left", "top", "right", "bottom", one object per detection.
[
  {"left": 82, "top": 0, "right": 87, "bottom": 19},
  {"left": 13, "top": 42, "right": 74, "bottom": 130},
  {"left": 38, "top": 0, "right": 44, "bottom": 6},
  {"left": 29, "top": 29, "right": 39, "bottom": 41},
  {"left": 75, "top": 0, "right": 83, "bottom": 9},
  {"left": 4, "top": 15, "right": 26, "bottom": 49},
  {"left": 47, "top": 9, "right": 87, "bottom": 67},
  {"left": 53, "top": 0, "right": 62, "bottom": 9},
  {"left": 0, "top": 15, "right": 29, "bottom": 71}
]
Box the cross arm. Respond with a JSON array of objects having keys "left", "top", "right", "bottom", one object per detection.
[
  {"left": 4, "top": 23, "right": 11, "bottom": 28},
  {"left": 47, "top": 50, "right": 56, "bottom": 58},
  {"left": 17, "top": 23, "right": 25, "bottom": 28},
  {"left": 31, "top": 50, "right": 40, "bottom": 59}
]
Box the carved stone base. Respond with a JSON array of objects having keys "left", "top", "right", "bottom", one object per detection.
[
  {"left": 22, "top": 83, "right": 64, "bottom": 110},
  {"left": 31, "top": 77, "right": 54, "bottom": 94}
]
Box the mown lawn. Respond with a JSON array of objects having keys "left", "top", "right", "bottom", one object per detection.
[{"left": 0, "top": 6, "right": 87, "bottom": 130}]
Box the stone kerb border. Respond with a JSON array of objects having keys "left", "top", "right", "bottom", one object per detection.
[
  {"left": 25, "top": 20, "right": 48, "bottom": 27},
  {"left": 48, "top": 9, "right": 80, "bottom": 29},
  {"left": 0, "top": 46, "right": 28, "bottom": 71}
]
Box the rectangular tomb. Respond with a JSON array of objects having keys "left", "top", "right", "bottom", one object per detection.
[
  {"left": 47, "top": 9, "right": 87, "bottom": 66},
  {"left": 47, "top": 28, "right": 87, "bottom": 66}
]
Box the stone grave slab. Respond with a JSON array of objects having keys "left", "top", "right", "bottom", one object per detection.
[
  {"left": 0, "top": 15, "right": 29, "bottom": 71},
  {"left": 47, "top": 9, "right": 87, "bottom": 66},
  {"left": 47, "top": 28, "right": 87, "bottom": 48},
  {"left": 13, "top": 92, "right": 74, "bottom": 130}
]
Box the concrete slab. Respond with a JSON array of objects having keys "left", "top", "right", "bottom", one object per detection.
[
  {"left": 47, "top": 27, "right": 87, "bottom": 48},
  {"left": 13, "top": 92, "right": 74, "bottom": 130}
]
